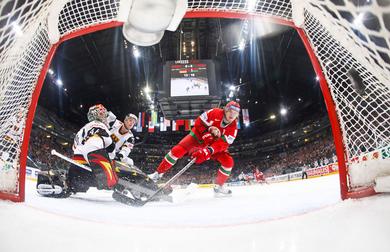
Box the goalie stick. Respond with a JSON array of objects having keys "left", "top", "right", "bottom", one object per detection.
[{"left": 51, "top": 149, "right": 92, "bottom": 172}]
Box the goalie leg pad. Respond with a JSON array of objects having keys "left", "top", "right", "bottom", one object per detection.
[
  {"left": 116, "top": 169, "right": 159, "bottom": 192},
  {"left": 87, "top": 149, "right": 117, "bottom": 190},
  {"left": 36, "top": 171, "right": 70, "bottom": 198},
  {"left": 67, "top": 164, "right": 95, "bottom": 193},
  {"left": 112, "top": 170, "right": 173, "bottom": 206}
]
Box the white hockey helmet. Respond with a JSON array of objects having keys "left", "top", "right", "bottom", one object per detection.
[
  {"left": 87, "top": 104, "right": 108, "bottom": 123},
  {"left": 125, "top": 113, "right": 138, "bottom": 123}
]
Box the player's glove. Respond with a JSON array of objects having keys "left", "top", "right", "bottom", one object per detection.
[
  {"left": 121, "top": 156, "right": 134, "bottom": 166},
  {"left": 201, "top": 132, "right": 214, "bottom": 145},
  {"left": 191, "top": 147, "right": 213, "bottom": 164},
  {"left": 208, "top": 126, "right": 221, "bottom": 138},
  {"left": 117, "top": 153, "right": 124, "bottom": 160}
]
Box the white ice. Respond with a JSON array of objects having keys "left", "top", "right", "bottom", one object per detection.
[{"left": 1, "top": 175, "right": 390, "bottom": 252}]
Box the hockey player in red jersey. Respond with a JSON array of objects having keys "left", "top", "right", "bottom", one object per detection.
[
  {"left": 254, "top": 168, "right": 265, "bottom": 183},
  {"left": 148, "top": 101, "right": 240, "bottom": 197}
]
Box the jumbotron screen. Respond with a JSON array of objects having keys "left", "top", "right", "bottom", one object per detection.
[{"left": 170, "top": 62, "right": 209, "bottom": 97}]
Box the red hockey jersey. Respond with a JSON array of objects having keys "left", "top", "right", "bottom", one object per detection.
[
  {"left": 254, "top": 170, "right": 264, "bottom": 181},
  {"left": 191, "top": 108, "right": 238, "bottom": 153}
]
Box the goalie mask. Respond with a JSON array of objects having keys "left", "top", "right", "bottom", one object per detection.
[{"left": 87, "top": 104, "right": 108, "bottom": 124}]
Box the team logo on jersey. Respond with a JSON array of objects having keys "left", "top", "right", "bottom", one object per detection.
[{"left": 111, "top": 134, "right": 119, "bottom": 143}]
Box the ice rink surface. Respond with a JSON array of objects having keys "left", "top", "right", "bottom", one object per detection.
[{"left": 1, "top": 174, "right": 390, "bottom": 252}]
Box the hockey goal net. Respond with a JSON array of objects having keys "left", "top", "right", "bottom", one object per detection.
[{"left": 0, "top": 0, "right": 389, "bottom": 201}]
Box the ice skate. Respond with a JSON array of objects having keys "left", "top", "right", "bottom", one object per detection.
[
  {"left": 147, "top": 171, "right": 163, "bottom": 183},
  {"left": 213, "top": 184, "right": 232, "bottom": 197}
]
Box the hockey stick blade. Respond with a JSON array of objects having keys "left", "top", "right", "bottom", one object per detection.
[
  {"left": 116, "top": 178, "right": 173, "bottom": 203},
  {"left": 137, "top": 158, "right": 196, "bottom": 206}
]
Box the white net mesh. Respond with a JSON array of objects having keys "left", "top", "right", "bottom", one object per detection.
[
  {"left": 0, "top": 0, "right": 389, "bottom": 199},
  {"left": 57, "top": 0, "right": 120, "bottom": 37},
  {"left": 0, "top": 1, "right": 52, "bottom": 195},
  {"left": 300, "top": 1, "right": 390, "bottom": 187}
]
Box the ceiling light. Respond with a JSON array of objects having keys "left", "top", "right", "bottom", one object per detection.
[
  {"left": 238, "top": 39, "right": 245, "bottom": 51},
  {"left": 133, "top": 46, "right": 140, "bottom": 58},
  {"left": 12, "top": 22, "right": 23, "bottom": 36},
  {"left": 353, "top": 12, "right": 365, "bottom": 26},
  {"left": 144, "top": 86, "right": 151, "bottom": 94}
]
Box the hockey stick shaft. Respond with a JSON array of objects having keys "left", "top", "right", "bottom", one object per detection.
[
  {"left": 51, "top": 149, "right": 92, "bottom": 172},
  {"left": 140, "top": 158, "right": 196, "bottom": 206}
]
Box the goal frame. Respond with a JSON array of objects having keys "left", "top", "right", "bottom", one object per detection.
[{"left": 0, "top": 9, "right": 377, "bottom": 202}]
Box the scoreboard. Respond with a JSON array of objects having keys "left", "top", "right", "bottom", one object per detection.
[{"left": 170, "top": 62, "right": 209, "bottom": 97}]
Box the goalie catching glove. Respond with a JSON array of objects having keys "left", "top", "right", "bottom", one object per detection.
[{"left": 191, "top": 147, "right": 213, "bottom": 164}]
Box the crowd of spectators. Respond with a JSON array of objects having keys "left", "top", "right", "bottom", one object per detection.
[
  {"left": 28, "top": 126, "right": 72, "bottom": 171},
  {"left": 232, "top": 134, "right": 336, "bottom": 179}
]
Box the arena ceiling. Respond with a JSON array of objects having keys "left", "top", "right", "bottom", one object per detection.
[{"left": 39, "top": 17, "right": 327, "bottom": 134}]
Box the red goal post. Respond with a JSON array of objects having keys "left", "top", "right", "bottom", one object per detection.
[{"left": 0, "top": 0, "right": 389, "bottom": 202}]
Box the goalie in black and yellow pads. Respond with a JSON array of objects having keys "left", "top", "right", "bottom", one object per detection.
[
  {"left": 37, "top": 149, "right": 116, "bottom": 197},
  {"left": 37, "top": 104, "right": 117, "bottom": 197}
]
